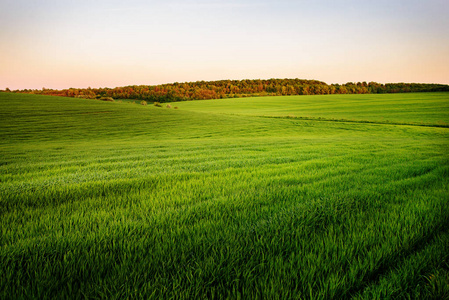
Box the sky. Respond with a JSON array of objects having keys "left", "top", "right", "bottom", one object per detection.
[{"left": 1, "top": 0, "right": 448, "bottom": 90}]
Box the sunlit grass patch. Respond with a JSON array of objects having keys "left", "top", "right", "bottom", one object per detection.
[{"left": 0, "top": 92, "right": 448, "bottom": 298}]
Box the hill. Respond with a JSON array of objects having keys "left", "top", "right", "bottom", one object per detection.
[{"left": 1, "top": 92, "right": 448, "bottom": 298}]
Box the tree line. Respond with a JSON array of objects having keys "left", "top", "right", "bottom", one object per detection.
[{"left": 4, "top": 79, "right": 449, "bottom": 102}]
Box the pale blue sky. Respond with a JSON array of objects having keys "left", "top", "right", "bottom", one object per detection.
[{"left": 1, "top": 0, "right": 448, "bottom": 89}]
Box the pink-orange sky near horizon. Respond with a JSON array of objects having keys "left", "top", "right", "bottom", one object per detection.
[{"left": 1, "top": 0, "right": 448, "bottom": 90}]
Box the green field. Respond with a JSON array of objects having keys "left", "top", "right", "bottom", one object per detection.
[
  {"left": 1, "top": 92, "right": 448, "bottom": 299},
  {"left": 174, "top": 93, "right": 449, "bottom": 126}
]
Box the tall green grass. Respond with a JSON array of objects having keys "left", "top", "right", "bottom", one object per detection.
[{"left": 1, "top": 92, "right": 448, "bottom": 299}]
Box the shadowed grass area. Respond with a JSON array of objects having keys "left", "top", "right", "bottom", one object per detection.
[{"left": 1, "top": 92, "right": 448, "bottom": 298}]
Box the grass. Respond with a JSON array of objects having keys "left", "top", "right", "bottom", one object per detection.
[
  {"left": 1, "top": 92, "right": 448, "bottom": 299},
  {"left": 172, "top": 92, "right": 449, "bottom": 126}
]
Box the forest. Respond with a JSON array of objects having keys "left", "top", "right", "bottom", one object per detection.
[{"left": 4, "top": 79, "right": 449, "bottom": 102}]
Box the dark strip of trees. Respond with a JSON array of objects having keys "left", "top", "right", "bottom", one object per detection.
[{"left": 5, "top": 79, "right": 449, "bottom": 102}]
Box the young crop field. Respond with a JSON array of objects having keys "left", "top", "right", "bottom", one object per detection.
[{"left": 1, "top": 92, "right": 448, "bottom": 299}]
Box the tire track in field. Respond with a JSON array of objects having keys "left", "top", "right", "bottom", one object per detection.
[
  {"left": 261, "top": 115, "right": 449, "bottom": 129},
  {"left": 346, "top": 216, "right": 449, "bottom": 298}
]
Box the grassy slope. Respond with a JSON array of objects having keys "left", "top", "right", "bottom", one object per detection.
[
  {"left": 173, "top": 93, "right": 449, "bottom": 126},
  {"left": 1, "top": 92, "right": 448, "bottom": 299}
]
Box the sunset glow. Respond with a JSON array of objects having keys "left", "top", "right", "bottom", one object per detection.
[{"left": 1, "top": 0, "right": 448, "bottom": 90}]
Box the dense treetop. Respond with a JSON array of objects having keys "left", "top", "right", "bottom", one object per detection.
[{"left": 4, "top": 79, "right": 449, "bottom": 102}]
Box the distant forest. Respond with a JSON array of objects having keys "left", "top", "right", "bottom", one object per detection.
[{"left": 5, "top": 79, "right": 449, "bottom": 102}]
